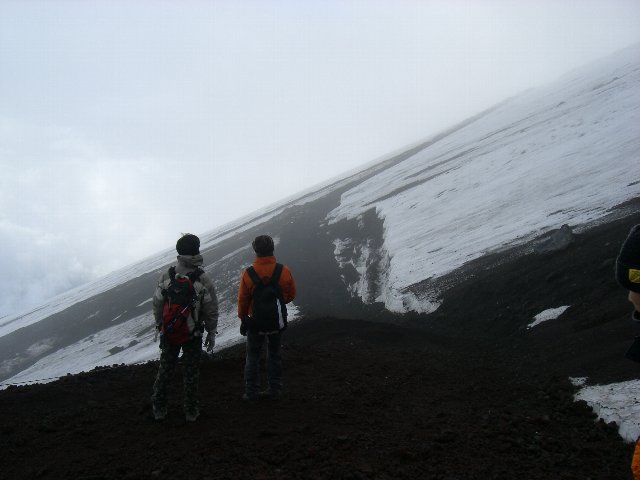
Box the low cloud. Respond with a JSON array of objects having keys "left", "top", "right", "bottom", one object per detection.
[
  {"left": 0, "top": 120, "right": 187, "bottom": 318},
  {"left": 0, "top": 219, "right": 93, "bottom": 316}
]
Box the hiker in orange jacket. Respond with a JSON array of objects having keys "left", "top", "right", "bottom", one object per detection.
[
  {"left": 237, "top": 235, "right": 296, "bottom": 400},
  {"left": 616, "top": 224, "right": 640, "bottom": 322},
  {"left": 633, "top": 440, "right": 640, "bottom": 480},
  {"left": 615, "top": 225, "right": 640, "bottom": 479}
]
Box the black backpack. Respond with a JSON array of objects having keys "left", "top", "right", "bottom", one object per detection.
[
  {"left": 160, "top": 267, "right": 204, "bottom": 345},
  {"left": 246, "top": 263, "right": 287, "bottom": 333}
]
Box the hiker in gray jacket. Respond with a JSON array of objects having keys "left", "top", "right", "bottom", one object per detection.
[{"left": 151, "top": 233, "right": 219, "bottom": 422}]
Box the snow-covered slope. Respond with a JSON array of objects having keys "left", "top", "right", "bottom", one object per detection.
[
  {"left": 1, "top": 42, "right": 639, "bottom": 409},
  {"left": 328, "top": 43, "right": 640, "bottom": 313}
]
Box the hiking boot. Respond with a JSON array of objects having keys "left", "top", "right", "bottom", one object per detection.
[
  {"left": 258, "top": 389, "right": 281, "bottom": 400},
  {"left": 185, "top": 409, "right": 200, "bottom": 422},
  {"left": 153, "top": 405, "right": 167, "bottom": 421}
]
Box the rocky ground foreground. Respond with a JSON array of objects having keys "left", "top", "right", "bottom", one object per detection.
[{"left": 2, "top": 209, "right": 640, "bottom": 479}]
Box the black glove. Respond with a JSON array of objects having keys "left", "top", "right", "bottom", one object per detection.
[
  {"left": 633, "top": 310, "right": 640, "bottom": 323},
  {"left": 240, "top": 316, "right": 249, "bottom": 336}
]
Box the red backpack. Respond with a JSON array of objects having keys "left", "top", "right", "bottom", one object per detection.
[{"left": 161, "top": 267, "right": 203, "bottom": 345}]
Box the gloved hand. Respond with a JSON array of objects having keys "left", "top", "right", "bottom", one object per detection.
[
  {"left": 240, "top": 316, "right": 249, "bottom": 336},
  {"left": 633, "top": 310, "right": 640, "bottom": 323},
  {"left": 204, "top": 331, "right": 216, "bottom": 352}
]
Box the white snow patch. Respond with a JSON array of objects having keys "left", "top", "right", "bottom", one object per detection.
[
  {"left": 26, "top": 339, "right": 56, "bottom": 357},
  {"left": 575, "top": 379, "right": 640, "bottom": 443},
  {"left": 137, "top": 298, "right": 152, "bottom": 307},
  {"left": 3, "top": 312, "right": 158, "bottom": 386},
  {"left": 333, "top": 237, "right": 375, "bottom": 302},
  {"left": 0, "top": 338, "right": 56, "bottom": 378},
  {"left": 528, "top": 306, "right": 570, "bottom": 329},
  {"left": 398, "top": 290, "right": 441, "bottom": 315}
]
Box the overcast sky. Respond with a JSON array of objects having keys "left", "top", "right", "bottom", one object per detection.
[{"left": 1, "top": 0, "right": 639, "bottom": 318}]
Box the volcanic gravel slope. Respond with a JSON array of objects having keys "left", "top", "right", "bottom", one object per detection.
[{"left": 2, "top": 210, "right": 640, "bottom": 480}]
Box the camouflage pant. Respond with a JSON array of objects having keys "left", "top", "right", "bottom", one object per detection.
[{"left": 152, "top": 336, "right": 202, "bottom": 415}]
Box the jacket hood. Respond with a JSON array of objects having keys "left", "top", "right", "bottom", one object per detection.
[{"left": 177, "top": 254, "right": 204, "bottom": 268}]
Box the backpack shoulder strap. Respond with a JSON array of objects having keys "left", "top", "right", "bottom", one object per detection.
[
  {"left": 246, "top": 266, "right": 261, "bottom": 285},
  {"left": 162, "top": 267, "right": 177, "bottom": 300},
  {"left": 269, "top": 263, "right": 284, "bottom": 285},
  {"left": 272, "top": 264, "right": 287, "bottom": 319}
]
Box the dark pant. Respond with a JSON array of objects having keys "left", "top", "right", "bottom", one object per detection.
[
  {"left": 244, "top": 331, "right": 282, "bottom": 396},
  {"left": 152, "top": 336, "right": 202, "bottom": 414}
]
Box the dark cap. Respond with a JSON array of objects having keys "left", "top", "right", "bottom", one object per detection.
[
  {"left": 252, "top": 235, "right": 274, "bottom": 256},
  {"left": 176, "top": 233, "right": 200, "bottom": 256}
]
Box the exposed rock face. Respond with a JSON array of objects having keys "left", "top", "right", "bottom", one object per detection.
[{"left": 532, "top": 224, "right": 576, "bottom": 254}]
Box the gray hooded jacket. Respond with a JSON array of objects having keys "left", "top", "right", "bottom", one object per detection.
[{"left": 152, "top": 254, "right": 219, "bottom": 336}]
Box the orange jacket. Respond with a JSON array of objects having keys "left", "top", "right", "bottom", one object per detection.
[
  {"left": 237, "top": 256, "right": 296, "bottom": 319},
  {"left": 632, "top": 439, "right": 640, "bottom": 480}
]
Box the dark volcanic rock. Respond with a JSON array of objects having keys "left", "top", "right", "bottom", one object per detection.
[{"left": 532, "top": 223, "right": 576, "bottom": 254}]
